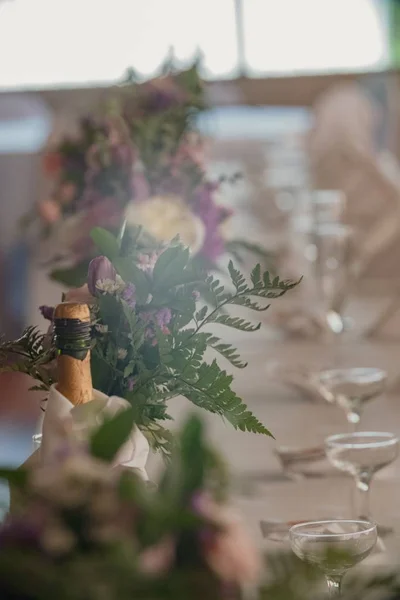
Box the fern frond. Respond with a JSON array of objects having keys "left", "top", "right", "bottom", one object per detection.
[
  {"left": 210, "top": 315, "right": 261, "bottom": 333},
  {"left": 168, "top": 360, "right": 272, "bottom": 436},
  {"left": 201, "top": 333, "right": 247, "bottom": 369}
]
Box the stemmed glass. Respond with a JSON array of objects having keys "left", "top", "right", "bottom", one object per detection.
[
  {"left": 314, "top": 368, "right": 387, "bottom": 429},
  {"left": 311, "top": 190, "right": 345, "bottom": 224},
  {"left": 311, "top": 222, "right": 353, "bottom": 335},
  {"left": 289, "top": 520, "right": 377, "bottom": 597},
  {"left": 325, "top": 432, "right": 399, "bottom": 521}
]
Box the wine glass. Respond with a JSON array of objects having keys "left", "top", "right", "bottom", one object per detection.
[
  {"left": 314, "top": 368, "right": 387, "bottom": 429},
  {"left": 289, "top": 520, "right": 377, "bottom": 597},
  {"left": 325, "top": 432, "right": 399, "bottom": 521},
  {"left": 311, "top": 223, "right": 353, "bottom": 335},
  {"left": 311, "top": 190, "right": 346, "bottom": 224}
]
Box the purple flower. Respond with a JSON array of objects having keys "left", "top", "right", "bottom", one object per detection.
[
  {"left": 0, "top": 518, "right": 41, "bottom": 549},
  {"left": 121, "top": 283, "right": 136, "bottom": 309},
  {"left": 39, "top": 305, "right": 55, "bottom": 321},
  {"left": 87, "top": 256, "right": 117, "bottom": 296},
  {"left": 154, "top": 308, "right": 172, "bottom": 333},
  {"left": 127, "top": 377, "right": 137, "bottom": 392}
]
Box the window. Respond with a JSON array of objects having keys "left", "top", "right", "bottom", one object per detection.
[
  {"left": 0, "top": 0, "right": 390, "bottom": 89},
  {"left": 242, "top": 0, "right": 389, "bottom": 76}
]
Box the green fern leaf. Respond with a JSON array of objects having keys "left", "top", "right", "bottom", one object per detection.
[
  {"left": 211, "top": 314, "right": 261, "bottom": 332},
  {"left": 201, "top": 333, "right": 247, "bottom": 368}
]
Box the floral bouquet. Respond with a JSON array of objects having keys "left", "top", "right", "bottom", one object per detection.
[
  {"left": 21, "top": 62, "right": 271, "bottom": 288},
  {"left": 0, "top": 226, "right": 297, "bottom": 453},
  {"left": 0, "top": 412, "right": 388, "bottom": 600}
]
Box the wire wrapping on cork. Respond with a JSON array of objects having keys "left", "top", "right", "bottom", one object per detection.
[{"left": 54, "top": 318, "right": 92, "bottom": 360}]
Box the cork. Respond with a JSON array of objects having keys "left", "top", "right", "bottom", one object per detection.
[{"left": 54, "top": 302, "right": 93, "bottom": 406}]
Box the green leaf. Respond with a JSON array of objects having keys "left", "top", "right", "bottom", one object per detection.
[
  {"left": 153, "top": 244, "right": 191, "bottom": 291},
  {"left": 202, "top": 333, "right": 247, "bottom": 368},
  {"left": 228, "top": 260, "right": 247, "bottom": 293},
  {"left": 90, "top": 407, "right": 136, "bottom": 462},
  {"left": 250, "top": 263, "right": 261, "bottom": 287},
  {"left": 90, "top": 227, "right": 120, "bottom": 260},
  {"left": 179, "top": 415, "right": 205, "bottom": 496},
  {"left": 195, "top": 305, "right": 208, "bottom": 321},
  {"left": 211, "top": 314, "right": 261, "bottom": 332},
  {"left": 0, "top": 468, "right": 28, "bottom": 488},
  {"left": 229, "top": 296, "right": 270, "bottom": 312},
  {"left": 50, "top": 260, "right": 90, "bottom": 287}
]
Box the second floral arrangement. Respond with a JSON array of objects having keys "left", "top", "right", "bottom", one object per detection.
[{"left": 23, "top": 63, "right": 268, "bottom": 288}]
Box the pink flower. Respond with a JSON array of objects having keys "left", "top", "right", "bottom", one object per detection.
[
  {"left": 38, "top": 200, "right": 61, "bottom": 224},
  {"left": 139, "top": 536, "right": 175, "bottom": 574},
  {"left": 132, "top": 171, "right": 150, "bottom": 202},
  {"left": 64, "top": 284, "right": 94, "bottom": 304},
  {"left": 205, "top": 518, "right": 260, "bottom": 585},
  {"left": 194, "top": 495, "right": 261, "bottom": 585}
]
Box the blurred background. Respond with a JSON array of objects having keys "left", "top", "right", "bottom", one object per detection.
[{"left": 1, "top": 0, "right": 400, "bottom": 485}]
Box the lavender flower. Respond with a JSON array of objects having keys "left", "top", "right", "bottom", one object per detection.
[
  {"left": 39, "top": 305, "right": 55, "bottom": 321},
  {"left": 154, "top": 308, "right": 172, "bottom": 334},
  {"left": 121, "top": 283, "right": 136, "bottom": 309},
  {"left": 88, "top": 256, "right": 116, "bottom": 296},
  {"left": 127, "top": 377, "right": 136, "bottom": 392}
]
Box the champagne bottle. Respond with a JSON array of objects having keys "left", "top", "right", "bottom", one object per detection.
[{"left": 54, "top": 302, "right": 93, "bottom": 405}]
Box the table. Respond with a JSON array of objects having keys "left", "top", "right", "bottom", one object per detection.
[{"left": 153, "top": 319, "right": 400, "bottom": 571}]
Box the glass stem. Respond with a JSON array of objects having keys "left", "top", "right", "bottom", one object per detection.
[
  {"left": 326, "top": 575, "right": 343, "bottom": 597},
  {"left": 354, "top": 472, "right": 371, "bottom": 520},
  {"left": 346, "top": 397, "right": 361, "bottom": 430},
  {"left": 117, "top": 219, "right": 127, "bottom": 245}
]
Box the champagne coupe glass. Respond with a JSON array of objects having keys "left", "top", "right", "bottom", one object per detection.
[
  {"left": 325, "top": 432, "right": 399, "bottom": 521},
  {"left": 314, "top": 368, "right": 387, "bottom": 429},
  {"left": 289, "top": 520, "right": 377, "bottom": 597}
]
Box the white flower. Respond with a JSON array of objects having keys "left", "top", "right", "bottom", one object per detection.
[
  {"left": 95, "top": 279, "right": 119, "bottom": 294},
  {"left": 95, "top": 274, "right": 125, "bottom": 295},
  {"left": 117, "top": 348, "right": 128, "bottom": 360},
  {"left": 125, "top": 195, "right": 206, "bottom": 254}
]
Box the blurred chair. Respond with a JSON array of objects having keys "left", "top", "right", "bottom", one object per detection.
[{"left": 309, "top": 82, "right": 400, "bottom": 296}]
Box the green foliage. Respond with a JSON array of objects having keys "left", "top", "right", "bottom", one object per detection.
[
  {"left": 50, "top": 260, "right": 90, "bottom": 287},
  {"left": 1, "top": 228, "right": 299, "bottom": 452},
  {"left": 90, "top": 227, "right": 120, "bottom": 260},
  {"left": 0, "top": 326, "right": 56, "bottom": 392}
]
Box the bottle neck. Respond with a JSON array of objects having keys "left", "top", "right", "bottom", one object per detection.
[
  {"left": 54, "top": 316, "right": 93, "bottom": 406},
  {"left": 57, "top": 352, "right": 93, "bottom": 406}
]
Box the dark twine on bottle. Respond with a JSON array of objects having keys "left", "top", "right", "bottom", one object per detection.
[{"left": 54, "top": 318, "right": 92, "bottom": 361}]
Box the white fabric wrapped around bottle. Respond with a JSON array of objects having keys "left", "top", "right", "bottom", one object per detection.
[{"left": 41, "top": 384, "right": 149, "bottom": 480}]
